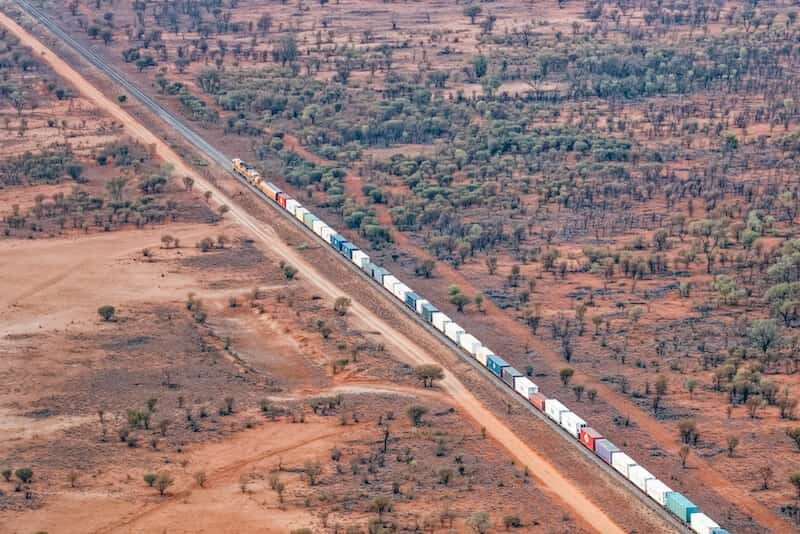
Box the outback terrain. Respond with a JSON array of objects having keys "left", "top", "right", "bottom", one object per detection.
[{"left": 3, "top": 0, "right": 800, "bottom": 532}]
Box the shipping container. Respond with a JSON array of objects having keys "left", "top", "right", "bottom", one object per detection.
[
  {"left": 628, "top": 465, "right": 655, "bottom": 492},
  {"left": 594, "top": 439, "right": 619, "bottom": 464},
  {"left": 611, "top": 452, "right": 637, "bottom": 478},
  {"left": 444, "top": 322, "right": 465, "bottom": 344},
  {"left": 312, "top": 219, "right": 325, "bottom": 237},
  {"left": 352, "top": 250, "right": 370, "bottom": 269},
  {"left": 341, "top": 242, "right": 356, "bottom": 259},
  {"left": 295, "top": 206, "right": 309, "bottom": 223},
  {"left": 487, "top": 354, "right": 510, "bottom": 377},
  {"left": 330, "top": 233, "right": 345, "bottom": 249},
  {"left": 373, "top": 266, "right": 389, "bottom": 284},
  {"left": 393, "top": 283, "right": 410, "bottom": 302},
  {"left": 383, "top": 274, "right": 399, "bottom": 293},
  {"left": 710, "top": 529, "right": 729, "bottom": 534},
  {"left": 544, "top": 398, "right": 569, "bottom": 424},
  {"left": 513, "top": 376, "right": 538, "bottom": 398},
  {"left": 304, "top": 212, "right": 318, "bottom": 228},
  {"left": 459, "top": 333, "right": 480, "bottom": 355},
  {"left": 321, "top": 226, "right": 333, "bottom": 242},
  {"left": 665, "top": 492, "right": 698, "bottom": 522},
  {"left": 501, "top": 366, "right": 522, "bottom": 387},
  {"left": 645, "top": 479, "right": 672, "bottom": 507},
  {"left": 579, "top": 427, "right": 603, "bottom": 451},
  {"left": 560, "top": 411, "right": 587, "bottom": 438},
  {"left": 475, "top": 346, "right": 493, "bottom": 367},
  {"left": 276, "top": 192, "right": 287, "bottom": 208},
  {"left": 415, "top": 298, "right": 429, "bottom": 315},
  {"left": 529, "top": 392, "right": 547, "bottom": 411},
  {"left": 689, "top": 513, "right": 719, "bottom": 534},
  {"left": 421, "top": 303, "right": 438, "bottom": 323},
  {"left": 285, "top": 198, "right": 299, "bottom": 215},
  {"left": 432, "top": 312, "right": 450, "bottom": 333},
  {"left": 405, "top": 291, "right": 421, "bottom": 310}
]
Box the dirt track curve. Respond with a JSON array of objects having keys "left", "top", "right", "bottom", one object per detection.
[{"left": 0, "top": 8, "right": 628, "bottom": 534}]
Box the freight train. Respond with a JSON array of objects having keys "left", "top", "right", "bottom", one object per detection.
[{"left": 232, "top": 158, "right": 729, "bottom": 534}]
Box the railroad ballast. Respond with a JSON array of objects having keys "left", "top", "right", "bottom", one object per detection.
[{"left": 232, "top": 158, "right": 729, "bottom": 533}]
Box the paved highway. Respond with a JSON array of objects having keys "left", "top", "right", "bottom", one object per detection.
[{"left": 10, "top": 1, "right": 689, "bottom": 531}]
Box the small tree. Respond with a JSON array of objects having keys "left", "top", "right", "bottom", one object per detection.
[
  {"left": 466, "top": 511, "right": 490, "bottom": 534},
  {"left": 758, "top": 465, "right": 773, "bottom": 490},
  {"left": 746, "top": 395, "right": 765, "bottom": 419},
  {"left": 371, "top": 496, "right": 392, "bottom": 519},
  {"left": 15, "top": 467, "right": 33, "bottom": 484},
  {"left": 97, "top": 305, "right": 116, "bottom": 321},
  {"left": 415, "top": 364, "right": 444, "bottom": 388},
  {"left": 283, "top": 264, "right": 298, "bottom": 280},
  {"left": 572, "top": 384, "right": 585, "bottom": 401},
  {"left": 2, "top": 468, "right": 12, "bottom": 482},
  {"left": 407, "top": 405, "right": 428, "bottom": 427},
  {"left": 195, "top": 471, "right": 207, "bottom": 488},
  {"left": 685, "top": 379, "right": 698, "bottom": 398},
  {"left": 143, "top": 473, "right": 157, "bottom": 487},
  {"left": 463, "top": 4, "right": 482, "bottom": 24},
  {"left": 304, "top": 460, "right": 322, "bottom": 486},
  {"left": 155, "top": 472, "right": 174, "bottom": 496},
  {"left": 726, "top": 435, "right": 739, "bottom": 458},
  {"left": 559, "top": 367, "right": 574, "bottom": 387},
  {"left": 334, "top": 296, "right": 351, "bottom": 316}
]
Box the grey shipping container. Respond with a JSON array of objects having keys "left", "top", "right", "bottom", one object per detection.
[
  {"left": 372, "top": 266, "right": 389, "bottom": 284},
  {"left": 501, "top": 366, "right": 522, "bottom": 387},
  {"left": 594, "top": 439, "right": 619, "bottom": 464},
  {"left": 421, "top": 302, "right": 438, "bottom": 322}
]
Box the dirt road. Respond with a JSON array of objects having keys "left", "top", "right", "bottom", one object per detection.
[{"left": 0, "top": 9, "right": 627, "bottom": 534}]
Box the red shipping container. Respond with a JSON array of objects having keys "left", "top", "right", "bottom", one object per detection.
[
  {"left": 529, "top": 392, "right": 547, "bottom": 411},
  {"left": 277, "top": 192, "right": 287, "bottom": 208},
  {"left": 580, "top": 427, "right": 603, "bottom": 451}
]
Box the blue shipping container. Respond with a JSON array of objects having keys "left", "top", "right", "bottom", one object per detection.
[
  {"left": 594, "top": 439, "right": 619, "bottom": 464},
  {"left": 665, "top": 492, "right": 697, "bottom": 522},
  {"left": 501, "top": 366, "right": 522, "bottom": 387},
  {"left": 373, "top": 267, "right": 389, "bottom": 284},
  {"left": 710, "top": 530, "right": 729, "bottom": 534},
  {"left": 341, "top": 242, "right": 356, "bottom": 258},
  {"left": 331, "top": 233, "right": 344, "bottom": 249},
  {"left": 421, "top": 303, "right": 438, "bottom": 322},
  {"left": 304, "top": 213, "right": 318, "bottom": 228},
  {"left": 487, "top": 355, "right": 509, "bottom": 377},
  {"left": 405, "top": 291, "right": 420, "bottom": 310}
]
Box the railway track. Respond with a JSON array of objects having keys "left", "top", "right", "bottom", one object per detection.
[{"left": 10, "top": 1, "right": 689, "bottom": 531}]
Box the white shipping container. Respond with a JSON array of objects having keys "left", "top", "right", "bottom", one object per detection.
[
  {"left": 544, "top": 398, "right": 569, "bottom": 423},
  {"left": 513, "top": 376, "right": 538, "bottom": 398},
  {"left": 645, "top": 479, "right": 672, "bottom": 506},
  {"left": 383, "top": 275, "right": 399, "bottom": 293},
  {"left": 295, "top": 206, "right": 309, "bottom": 222},
  {"left": 459, "top": 333, "right": 480, "bottom": 355},
  {"left": 689, "top": 513, "right": 720, "bottom": 534},
  {"left": 611, "top": 452, "right": 637, "bottom": 479},
  {"left": 352, "top": 250, "right": 369, "bottom": 269},
  {"left": 321, "top": 226, "right": 333, "bottom": 242},
  {"left": 560, "top": 411, "right": 587, "bottom": 438},
  {"left": 476, "top": 346, "right": 494, "bottom": 366},
  {"left": 393, "top": 283, "right": 410, "bottom": 301},
  {"left": 312, "top": 220, "right": 325, "bottom": 237},
  {"left": 444, "top": 322, "right": 465, "bottom": 344},
  {"left": 432, "top": 312, "right": 450, "bottom": 333},
  {"left": 285, "top": 198, "right": 299, "bottom": 214},
  {"left": 415, "top": 298, "right": 430, "bottom": 315},
  {"left": 628, "top": 465, "right": 655, "bottom": 492}
]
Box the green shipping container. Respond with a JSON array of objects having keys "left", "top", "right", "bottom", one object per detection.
[{"left": 665, "top": 492, "right": 697, "bottom": 522}]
